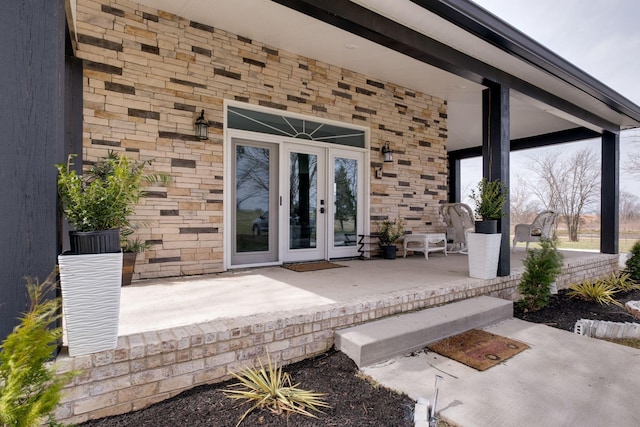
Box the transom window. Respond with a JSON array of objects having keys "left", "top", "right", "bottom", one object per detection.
[{"left": 227, "top": 105, "right": 365, "bottom": 148}]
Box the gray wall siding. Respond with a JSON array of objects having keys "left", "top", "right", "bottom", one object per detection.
[{"left": 0, "top": 0, "right": 68, "bottom": 340}]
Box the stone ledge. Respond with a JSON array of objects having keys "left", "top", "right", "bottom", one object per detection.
[{"left": 625, "top": 300, "right": 640, "bottom": 320}]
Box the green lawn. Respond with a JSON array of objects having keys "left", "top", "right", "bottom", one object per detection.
[{"left": 515, "top": 235, "right": 637, "bottom": 253}]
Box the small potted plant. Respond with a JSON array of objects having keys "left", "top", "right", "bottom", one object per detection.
[
  {"left": 121, "top": 225, "right": 152, "bottom": 286},
  {"left": 377, "top": 218, "right": 404, "bottom": 259},
  {"left": 470, "top": 178, "right": 507, "bottom": 234}
]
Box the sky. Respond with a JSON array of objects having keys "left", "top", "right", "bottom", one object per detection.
[{"left": 461, "top": 0, "right": 640, "bottom": 202}]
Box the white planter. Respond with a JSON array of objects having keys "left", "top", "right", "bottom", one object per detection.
[
  {"left": 58, "top": 252, "right": 122, "bottom": 357},
  {"left": 467, "top": 232, "right": 502, "bottom": 280}
]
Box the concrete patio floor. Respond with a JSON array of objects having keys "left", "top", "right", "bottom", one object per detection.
[{"left": 119, "top": 249, "right": 597, "bottom": 336}]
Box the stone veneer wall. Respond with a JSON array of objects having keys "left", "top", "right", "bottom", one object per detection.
[
  {"left": 53, "top": 254, "right": 618, "bottom": 424},
  {"left": 75, "top": 0, "right": 449, "bottom": 280}
]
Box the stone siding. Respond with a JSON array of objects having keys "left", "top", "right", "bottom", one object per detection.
[
  {"left": 75, "top": 0, "right": 449, "bottom": 279},
  {"left": 53, "top": 254, "right": 618, "bottom": 424}
]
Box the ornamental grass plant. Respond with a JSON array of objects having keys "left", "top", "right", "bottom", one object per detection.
[
  {"left": 223, "top": 352, "right": 329, "bottom": 426},
  {"left": 568, "top": 280, "right": 623, "bottom": 307}
]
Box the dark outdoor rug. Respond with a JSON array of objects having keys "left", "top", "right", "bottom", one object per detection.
[
  {"left": 282, "top": 261, "right": 347, "bottom": 272},
  {"left": 428, "top": 329, "right": 529, "bottom": 371}
]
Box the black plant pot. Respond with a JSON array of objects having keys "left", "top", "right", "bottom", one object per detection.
[
  {"left": 381, "top": 245, "right": 397, "bottom": 259},
  {"left": 475, "top": 220, "right": 498, "bottom": 234},
  {"left": 69, "top": 229, "right": 121, "bottom": 254}
]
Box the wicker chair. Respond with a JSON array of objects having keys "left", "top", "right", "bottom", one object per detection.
[
  {"left": 440, "top": 203, "right": 475, "bottom": 253},
  {"left": 512, "top": 210, "right": 558, "bottom": 252}
]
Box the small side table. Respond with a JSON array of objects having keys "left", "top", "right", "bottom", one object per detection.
[{"left": 403, "top": 233, "right": 447, "bottom": 260}]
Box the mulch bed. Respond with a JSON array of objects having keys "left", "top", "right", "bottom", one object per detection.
[
  {"left": 513, "top": 287, "right": 640, "bottom": 331},
  {"left": 78, "top": 351, "right": 415, "bottom": 427},
  {"left": 77, "top": 288, "right": 640, "bottom": 427}
]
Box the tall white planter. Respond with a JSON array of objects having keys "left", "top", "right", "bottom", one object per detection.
[
  {"left": 467, "top": 232, "right": 502, "bottom": 280},
  {"left": 58, "top": 252, "right": 122, "bottom": 357}
]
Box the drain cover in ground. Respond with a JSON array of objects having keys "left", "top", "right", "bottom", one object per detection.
[{"left": 428, "top": 329, "right": 529, "bottom": 371}]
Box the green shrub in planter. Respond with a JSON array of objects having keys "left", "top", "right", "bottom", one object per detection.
[
  {"left": 470, "top": 178, "right": 507, "bottom": 221},
  {"left": 56, "top": 152, "right": 169, "bottom": 254},
  {"left": 377, "top": 218, "right": 404, "bottom": 246},
  {"left": 56, "top": 153, "right": 149, "bottom": 232},
  {"left": 517, "top": 238, "right": 563, "bottom": 311},
  {"left": 376, "top": 219, "right": 405, "bottom": 260}
]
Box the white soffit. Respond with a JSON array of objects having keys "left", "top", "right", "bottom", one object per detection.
[{"left": 136, "top": 0, "right": 482, "bottom": 99}]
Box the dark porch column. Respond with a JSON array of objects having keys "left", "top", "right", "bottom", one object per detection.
[
  {"left": 0, "top": 0, "right": 67, "bottom": 341},
  {"left": 447, "top": 156, "right": 461, "bottom": 202},
  {"left": 601, "top": 130, "right": 619, "bottom": 254},
  {"left": 482, "top": 84, "right": 510, "bottom": 276}
]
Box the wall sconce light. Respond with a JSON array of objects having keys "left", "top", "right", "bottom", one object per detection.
[
  {"left": 382, "top": 141, "right": 393, "bottom": 163},
  {"left": 195, "top": 109, "right": 209, "bottom": 140}
]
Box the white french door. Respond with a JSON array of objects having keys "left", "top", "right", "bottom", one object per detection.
[
  {"left": 282, "top": 144, "right": 326, "bottom": 262},
  {"left": 229, "top": 138, "right": 365, "bottom": 267},
  {"left": 327, "top": 148, "right": 365, "bottom": 259},
  {"left": 230, "top": 139, "right": 279, "bottom": 266}
]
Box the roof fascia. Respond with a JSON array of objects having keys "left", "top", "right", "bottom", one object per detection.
[
  {"left": 449, "top": 127, "right": 601, "bottom": 159},
  {"left": 416, "top": 0, "right": 640, "bottom": 124}
]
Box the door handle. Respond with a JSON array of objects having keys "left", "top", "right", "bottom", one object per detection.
[{"left": 320, "top": 207, "right": 325, "bottom": 214}]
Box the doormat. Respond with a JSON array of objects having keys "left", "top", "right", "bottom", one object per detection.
[
  {"left": 282, "top": 261, "right": 346, "bottom": 272},
  {"left": 428, "top": 329, "right": 529, "bottom": 371}
]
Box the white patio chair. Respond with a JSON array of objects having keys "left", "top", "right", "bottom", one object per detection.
[
  {"left": 512, "top": 210, "right": 558, "bottom": 252},
  {"left": 440, "top": 203, "right": 475, "bottom": 253}
]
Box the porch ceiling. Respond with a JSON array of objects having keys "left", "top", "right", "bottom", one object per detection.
[{"left": 134, "top": 0, "right": 640, "bottom": 151}]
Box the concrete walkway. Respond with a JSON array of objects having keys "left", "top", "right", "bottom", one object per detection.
[{"left": 363, "top": 318, "right": 640, "bottom": 427}]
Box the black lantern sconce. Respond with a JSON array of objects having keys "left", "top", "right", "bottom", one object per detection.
[
  {"left": 195, "top": 109, "right": 209, "bottom": 140},
  {"left": 382, "top": 141, "right": 393, "bottom": 163}
]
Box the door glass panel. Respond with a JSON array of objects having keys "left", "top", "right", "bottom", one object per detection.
[
  {"left": 289, "top": 152, "right": 317, "bottom": 249},
  {"left": 333, "top": 157, "right": 358, "bottom": 247},
  {"left": 235, "top": 145, "right": 270, "bottom": 253}
]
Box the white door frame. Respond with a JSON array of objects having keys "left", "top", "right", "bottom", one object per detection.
[{"left": 224, "top": 103, "right": 371, "bottom": 270}]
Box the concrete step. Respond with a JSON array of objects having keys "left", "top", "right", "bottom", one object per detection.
[{"left": 335, "top": 296, "right": 513, "bottom": 367}]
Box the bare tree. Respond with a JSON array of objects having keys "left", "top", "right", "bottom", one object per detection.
[
  {"left": 623, "top": 130, "right": 640, "bottom": 179},
  {"left": 620, "top": 190, "right": 639, "bottom": 222},
  {"left": 509, "top": 175, "right": 541, "bottom": 226},
  {"left": 527, "top": 148, "right": 600, "bottom": 241}
]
